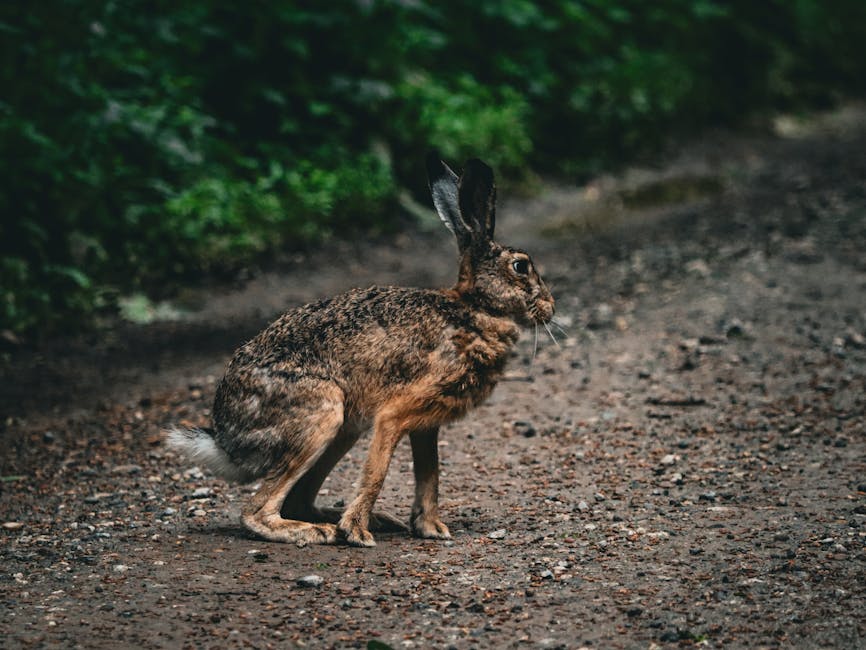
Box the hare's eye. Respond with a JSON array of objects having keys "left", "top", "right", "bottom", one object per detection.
[{"left": 512, "top": 259, "right": 530, "bottom": 275}]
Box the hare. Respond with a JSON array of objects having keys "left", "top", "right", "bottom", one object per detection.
[{"left": 167, "top": 153, "right": 554, "bottom": 547}]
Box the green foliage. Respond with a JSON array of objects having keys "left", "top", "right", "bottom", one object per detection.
[
  {"left": 394, "top": 74, "right": 533, "bottom": 176},
  {"left": 2, "top": 0, "right": 866, "bottom": 334}
]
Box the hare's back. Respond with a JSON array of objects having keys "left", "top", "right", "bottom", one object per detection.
[{"left": 236, "top": 285, "right": 470, "bottom": 368}]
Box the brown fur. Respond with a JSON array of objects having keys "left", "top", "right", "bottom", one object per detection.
[{"left": 166, "top": 155, "right": 554, "bottom": 546}]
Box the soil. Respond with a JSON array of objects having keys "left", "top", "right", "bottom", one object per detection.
[{"left": 2, "top": 108, "right": 866, "bottom": 649}]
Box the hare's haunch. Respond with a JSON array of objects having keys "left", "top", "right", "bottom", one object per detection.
[{"left": 167, "top": 154, "right": 555, "bottom": 547}]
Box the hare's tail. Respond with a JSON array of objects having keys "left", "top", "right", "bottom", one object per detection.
[{"left": 165, "top": 426, "right": 252, "bottom": 483}]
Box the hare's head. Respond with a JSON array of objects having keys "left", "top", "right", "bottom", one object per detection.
[{"left": 427, "top": 153, "right": 554, "bottom": 326}]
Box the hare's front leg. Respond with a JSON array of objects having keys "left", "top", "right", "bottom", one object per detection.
[
  {"left": 338, "top": 406, "right": 411, "bottom": 547},
  {"left": 409, "top": 427, "right": 450, "bottom": 539}
]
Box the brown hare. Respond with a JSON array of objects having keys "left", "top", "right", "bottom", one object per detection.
[{"left": 167, "top": 153, "right": 554, "bottom": 547}]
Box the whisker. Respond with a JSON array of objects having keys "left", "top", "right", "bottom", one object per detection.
[
  {"left": 550, "top": 319, "right": 570, "bottom": 337},
  {"left": 543, "top": 322, "right": 561, "bottom": 348},
  {"left": 533, "top": 324, "right": 539, "bottom": 361}
]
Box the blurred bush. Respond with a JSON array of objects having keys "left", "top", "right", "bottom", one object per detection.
[{"left": 2, "top": 0, "right": 865, "bottom": 334}]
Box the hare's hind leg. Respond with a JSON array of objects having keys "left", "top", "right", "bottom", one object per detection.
[
  {"left": 280, "top": 427, "right": 408, "bottom": 533},
  {"left": 241, "top": 385, "right": 344, "bottom": 546},
  {"left": 279, "top": 427, "right": 360, "bottom": 521}
]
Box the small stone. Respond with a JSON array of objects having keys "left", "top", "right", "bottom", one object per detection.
[
  {"left": 594, "top": 492, "right": 606, "bottom": 502},
  {"left": 539, "top": 569, "right": 554, "bottom": 579},
  {"left": 577, "top": 501, "right": 589, "bottom": 512},
  {"left": 297, "top": 575, "right": 324, "bottom": 588},
  {"left": 845, "top": 331, "right": 866, "bottom": 349},
  {"left": 513, "top": 421, "right": 536, "bottom": 438},
  {"left": 699, "top": 492, "right": 717, "bottom": 502},
  {"left": 191, "top": 487, "right": 213, "bottom": 498},
  {"left": 487, "top": 529, "right": 507, "bottom": 540},
  {"left": 42, "top": 431, "right": 55, "bottom": 444},
  {"left": 111, "top": 464, "right": 142, "bottom": 475},
  {"left": 685, "top": 259, "right": 710, "bottom": 277},
  {"left": 113, "top": 564, "right": 130, "bottom": 573},
  {"left": 725, "top": 319, "right": 747, "bottom": 339},
  {"left": 162, "top": 507, "right": 177, "bottom": 516},
  {"left": 660, "top": 454, "right": 678, "bottom": 466},
  {"left": 2, "top": 522, "right": 24, "bottom": 530}
]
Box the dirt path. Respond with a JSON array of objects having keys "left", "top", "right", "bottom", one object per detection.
[{"left": 2, "top": 112, "right": 866, "bottom": 649}]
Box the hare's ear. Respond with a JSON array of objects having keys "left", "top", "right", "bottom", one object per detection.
[
  {"left": 426, "top": 151, "right": 472, "bottom": 246},
  {"left": 458, "top": 158, "right": 496, "bottom": 241}
]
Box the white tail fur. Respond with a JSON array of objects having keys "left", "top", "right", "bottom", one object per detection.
[{"left": 164, "top": 426, "right": 251, "bottom": 483}]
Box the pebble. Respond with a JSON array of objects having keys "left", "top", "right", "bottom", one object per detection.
[
  {"left": 577, "top": 500, "right": 589, "bottom": 512},
  {"left": 111, "top": 464, "right": 143, "bottom": 475},
  {"left": 725, "top": 319, "right": 747, "bottom": 338},
  {"left": 513, "top": 421, "right": 536, "bottom": 438},
  {"left": 2, "top": 522, "right": 24, "bottom": 530},
  {"left": 113, "top": 564, "right": 130, "bottom": 573},
  {"left": 539, "top": 569, "right": 554, "bottom": 579},
  {"left": 84, "top": 493, "right": 113, "bottom": 503},
  {"left": 846, "top": 331, "right": 866, "bottom": 349},
  {"left": 660, "top": 454, "right": 678, "bottom": 466},
  {"left": 588, "top": 303, "right": 614, "bottom": 329},
  {"left": 162, "top": 507, "right": 177, "bottom": 516},
  {"left": 297, "top": 575, "right": 324, "bottom": 588},
  {"left": 488, "top": 529, "right": 507, "bottom": 540},
  {"left": 192, "top": 487, "right": 213, "bottom": 498},
  {"left": 685, "top": 258, "right": 710, "bottom": 277}
]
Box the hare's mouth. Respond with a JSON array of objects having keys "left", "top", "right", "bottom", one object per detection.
[{"left": 528, "top": 298, "right": 555, "bottom": 325}]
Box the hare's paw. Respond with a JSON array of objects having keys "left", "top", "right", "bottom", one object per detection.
[
  {"left": 307, "top": 523, "right": 338, "bottom": 545},
  {"left": 338, "top": 515, "right": 376, "bottom": 547},
  {"left": 340, "top": 524, "right": 376, "bottom": 547},
  {"left": 242, "top": 514, "right": 338, "bottom": 546},
  {"left": 411, "top": 515, "right": 451, "bottom": 540}
]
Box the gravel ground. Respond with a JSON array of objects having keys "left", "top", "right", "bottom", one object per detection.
[{"left": 2, "top": 111, "right": 866, "bottom": 649}]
